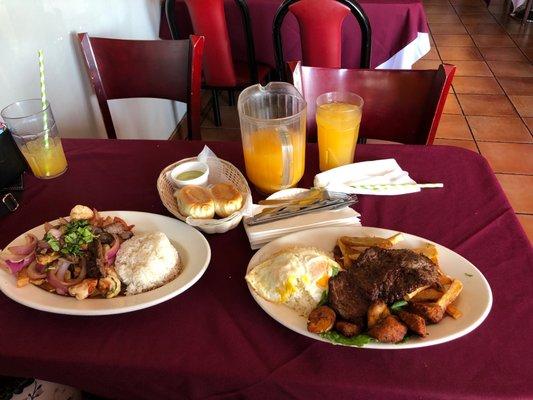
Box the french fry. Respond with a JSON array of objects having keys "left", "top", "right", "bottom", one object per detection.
[
  {"left": 347, "top": 251, "right": 363, "bottom": 260},
  {"left": 438, "top": 275, "right": 453, "bottom": 285},
  {"left": 337, "top": 234, "right": 405, "bottom": 266},
  {"left": 339, "top": 236, "right": 394, "bottom": 249},
  {"left": 387, "top": 233, "right": 405, "bottom": 246},
  {"left": 337, "top": 240, "right": 354, "bottom": 268},
  {"left": 446, "top": 303, "right": 463, "bottom": 319},
  {"left": 410, "top": 287, "right": 443, "bottom": 302},
  {"left": 367, "top": 300, "right": 390, "bottom": 328},
  {"left": 17, "top": 267, "right": 30, "bottom": 288},
  {"left": 436, "top": 280, "right": 463, "bottom": 310},
  {"left": 404, "top": 285, "right": 430, "bottom": 300}
]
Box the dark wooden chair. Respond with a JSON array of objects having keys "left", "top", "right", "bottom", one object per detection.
[
  {"left": 290, "top": 61, "right": 456, "bottom": 144},
  {"left": 78, "top": 33, "right": 204, "bottom": 140},
  {"left": 165, "top": 0, "right": 271, "bottom": 126},
  {"left": 273, "top": 0, "right": 372, "bottom": 80}
]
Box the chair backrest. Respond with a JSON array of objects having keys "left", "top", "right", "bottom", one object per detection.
[
  {"left": 78, "top": 33, "right": 204, "bottom": 140},
  {"left": 165, "top": 0, "right": 258, "bottom": 87},
  {"left": 274, "top": 0, "right": 371, "bottom": 80},
  {"left": 290, "top": 62, "right": 456, "bottom": 144}
]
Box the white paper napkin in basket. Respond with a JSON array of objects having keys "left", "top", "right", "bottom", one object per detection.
[
  {"left": 314, "top": 158, "right": 420, "bottom": 195},
  {"left": 244, "top": 204, "right": 360, "bottom": 250}
]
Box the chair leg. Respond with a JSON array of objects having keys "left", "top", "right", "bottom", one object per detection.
[
  {"left": 523, "top": 0, "right": 533, "bottom": 25},
  {"left": 212, "top": 90, "right": 221, "bottom": 126},
  {"left": 228, "top": 90, "right": 236, "bottom": 106}
]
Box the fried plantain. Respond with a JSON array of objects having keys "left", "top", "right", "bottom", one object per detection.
[{"left": 307, "top": 305, "right": 336, "bottom": 334}]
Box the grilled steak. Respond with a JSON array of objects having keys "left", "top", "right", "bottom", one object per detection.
[
  {"left": 329, "top": 273, "right": 370, "bottom": 320},
  {"left": 328, "top": 247, "right": 439, "bottom": 322},
  {"left": 353, "top": 247, "right": 439, "bottom": 303}
]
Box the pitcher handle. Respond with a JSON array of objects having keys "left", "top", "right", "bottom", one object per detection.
[{"left": 279, "top": 127, "right": 293, "bottom": 189}]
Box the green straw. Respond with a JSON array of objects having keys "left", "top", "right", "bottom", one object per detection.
[
  {"left": 348, "top": 183, "right": 444, "bottom": 191},
  {"left": 38, "top": 49, "right": 49, "bottom": 148}
]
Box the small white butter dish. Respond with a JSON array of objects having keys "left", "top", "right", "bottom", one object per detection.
[{"left": 170, "top": 161, "right": 209, "bottom": 188}]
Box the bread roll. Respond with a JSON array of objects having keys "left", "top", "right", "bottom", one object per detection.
[
  {"left": 175, "top": 185, "right": 215, "bottom": 219},
  {"left": 210, "top": 183, "right": 243, "bottom": 217}
]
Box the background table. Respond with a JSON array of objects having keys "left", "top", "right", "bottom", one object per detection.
[
  {"left": 160, "top": 0, "right": 431, "bottom": 69},
  {"left": 1, "top": 139, "right": 532, "bottom": 399}
]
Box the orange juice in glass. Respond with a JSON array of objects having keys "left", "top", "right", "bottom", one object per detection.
[
  {"left": 1, "top": 99, "right": 67, "bottom": 179},
  {"left": 316, "top": 92, "right": 363, "bottom": 171},
  {"left": 238, "top": 83, "right": 306, "bottom": 194}
]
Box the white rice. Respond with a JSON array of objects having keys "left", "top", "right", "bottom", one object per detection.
[{"left": 114, "top": 232, "right": 181, "bottom": 295}]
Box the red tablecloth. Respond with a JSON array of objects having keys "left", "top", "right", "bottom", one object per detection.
[
  {"left": 1, "top": 139, "right": 532, "bottom": 399},
  {"left": 160, "top": 0, "right": 430, "bottom": 68}
]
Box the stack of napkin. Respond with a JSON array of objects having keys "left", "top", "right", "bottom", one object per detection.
[
  {"left": 244, "top": 204, "right": 361, "bottom": 250},
  {"left": 244, "top": 158, "right": 426, "bottom": 249}
]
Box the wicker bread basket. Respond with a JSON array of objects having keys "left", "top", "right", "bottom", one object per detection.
[{"left": 157, "top": 157, "right": 252, "bottom": 234}]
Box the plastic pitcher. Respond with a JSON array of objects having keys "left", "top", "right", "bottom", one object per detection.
[{"left": 238, "top": 82, "right": 307, "bottom": 194}]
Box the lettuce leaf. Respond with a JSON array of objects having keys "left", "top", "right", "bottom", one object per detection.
[{"left": 320, "top": 331, "right": 374, "bottom": 347}]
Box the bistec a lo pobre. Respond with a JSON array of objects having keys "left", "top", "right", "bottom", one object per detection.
[{"left": 246, "top": 233, "right": 463, "bottom": 345}]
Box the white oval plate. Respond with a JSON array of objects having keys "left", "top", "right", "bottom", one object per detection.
[
  {"left": 0, "top": 211, "right": 211, "bottom": 316},
  {"left": 247, "top": 226, "right": 492, "bottom": 349}
]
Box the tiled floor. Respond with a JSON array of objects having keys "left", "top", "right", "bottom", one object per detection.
[
  {"left": 418, "top": 0, "right": 533, "bottom": 243},
  {"left": 198, "top": 0, "right": 533, "bottom": 244}
]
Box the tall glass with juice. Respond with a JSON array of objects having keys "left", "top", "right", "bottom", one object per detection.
[
  {"left": 1, "top": 99, "right": 67, "bottom": 179},
  {"left": 316, "top": 92, "right": 363, "bottom": 171},
  {"left": 238, "top": 83, "right": 306, "bottom": 194}
]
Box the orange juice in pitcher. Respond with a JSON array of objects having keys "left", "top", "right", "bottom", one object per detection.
[{"left": 238, "top": 83, "right": 307, "bottom": 194}]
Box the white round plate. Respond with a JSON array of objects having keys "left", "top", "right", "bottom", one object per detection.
[
  {"left": 246, "top": 226, "right": 492, "bottom": 349},
  {"left": 0, "top": 211, "right": 211, "bottom": 316}
]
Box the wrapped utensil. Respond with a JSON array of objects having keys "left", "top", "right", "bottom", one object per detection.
[{"left": 245, "top": 189, "right": 357, "bottom": 226}]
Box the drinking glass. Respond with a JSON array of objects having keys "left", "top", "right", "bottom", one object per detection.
[
  {"left": 1, "top": 99, "right": 68, "bottom": 179},
  {"left": 316, "top": 92, "right": 363, "bottom": 171}
]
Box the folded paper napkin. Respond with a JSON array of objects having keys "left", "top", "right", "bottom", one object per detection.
[
  {"left": 314, "top": 158, "right": 420, "bottom": 195},
  {"left": 244, "top": 204, "right": 360, "bottom": 250}
]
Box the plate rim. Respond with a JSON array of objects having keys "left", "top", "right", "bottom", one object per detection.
[
  {"left": 0, "top": 211, "right": 211, "bottom": 316},
  {"left": 246, "top": 225, "right": 493, "bottom": 349}
]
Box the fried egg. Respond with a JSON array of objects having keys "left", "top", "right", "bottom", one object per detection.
[{"left": 245, "top": 247, "right": 341, "bottom": 316}]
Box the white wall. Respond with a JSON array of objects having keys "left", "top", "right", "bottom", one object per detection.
[{"left": 0, "top": 0, "right": 185, "bottom": 140}]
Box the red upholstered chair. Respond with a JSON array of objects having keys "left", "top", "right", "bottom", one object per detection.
[
  {"left": 165, "top": 0, "right": 271, "bottom": 126},
  {"left": 78, "top": 33, "right": 204, "bottom": 140},
  {"left": 273, "top": 0, "right": 372, "bottom": 80},
  {"left": 290, "top": 62, "right": 456, "bottom": 144}
]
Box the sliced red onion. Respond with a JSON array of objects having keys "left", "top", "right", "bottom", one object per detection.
[
  {"left": 105, "top": 234, "right": 120, "bottom": 265},
  {"left": 47, "top": 258, "right": 85, "bottom": 294},
  {"left": 65, "top": 258, "right": 86, "bottom": 285},
  {"left": 36, "top": 263, "right": 46, "bottom": 273},
  {"left": 4, "top": 253, "right": 35, "bottom": 274},
  {"left": 27, "top": 261, "right": 46, "bottom": 280},
  {"left": 55, "top": 258, "right": 72, "bottom": 281},
  {"left": 4, "top": 253, "right": 30, "bottom": 263},
  {"left": 47, "top": 270, "right": 70, "bottom": 294},
  {"left": 7, "top": 234, "right": 37, "bottom": 256}
]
